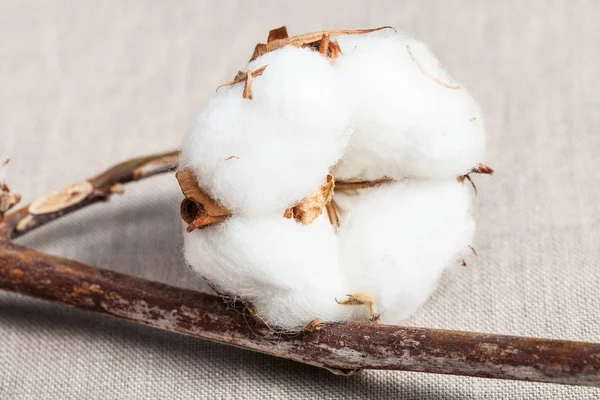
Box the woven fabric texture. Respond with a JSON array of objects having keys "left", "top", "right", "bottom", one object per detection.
[{"left": 1, "top": 1, "right": 599, "bottom": 399}]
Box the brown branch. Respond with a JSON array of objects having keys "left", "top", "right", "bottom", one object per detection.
[
  {"left": 1, "top": 151, "right": 599, "bottom": 387},
  {"left": 0, "top": 150, "right": 179, "bottom": 240},
  {"left": 1, "top": 239, "right": 599, "bottom": 386}
]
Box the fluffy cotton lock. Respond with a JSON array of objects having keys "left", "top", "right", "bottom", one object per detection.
[
  {"left": 336, "top": 180, "right": 475, "bottom": 323},
  {"left": 183, "top": 213, "right": 354, "bottom": 329},
  {"left": 331, "top": 30, "right": 485, "bottom": 181},
  {"left": 179, "top": 46, "right": 352, "bottom": 216},
  {"left": 180, "top": 45, "right": 355, "bottom": 329}
]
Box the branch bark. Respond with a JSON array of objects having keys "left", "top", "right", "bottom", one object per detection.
[
  {"left": 0, "top": 150, "right": 179, "bottom": 240},
  {"left": 0, "top": 151, "right": 599, "bottom": 387},
  {"left": 1, "top": 239, "right": 599, "bottom": 385}
]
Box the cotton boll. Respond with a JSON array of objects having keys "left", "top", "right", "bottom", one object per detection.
[
  {"left": 179, "top": 31, "right": 488, "bottom": 329},
  {"left": 337, "top": 180, "right": 475, "bottom": 324},
  {"left": 183, "top": 213, "right": 353, "bottom": 330},
  {"left": 179, "top": 46, "right": 351, "bottom": 216},
  {"left": 332, "top": 31, "right": 485, "bottom": 181}
]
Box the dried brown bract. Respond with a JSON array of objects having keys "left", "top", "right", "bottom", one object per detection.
[
  {"left": 267, "top": 26, "right": 289, "bottom": 43},
  {"left": 250, "top": 26, "right": 394, "bottom": 61},
  {"left": 316, "top": 33, "right": 343, "bottom": 61},
  {"left": 217, "top": 65, "right": 268, "bottom": 100},
  {"left": 336, "top": 291, "right": 378, "bottom": 319},
  {"left": 471, "top": 163, "right": 495, "bottom": 175},
  {"left": 457, "top": 163, "right": 495, "bottom": 194},
  {"left": 176, "top": 168, "right": 231, "bottom": 232},
  {"left": 284, "top": 174, "right": 335, "bottom": 226}
]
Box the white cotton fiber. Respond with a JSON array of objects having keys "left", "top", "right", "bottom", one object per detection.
[
  {"left": 337, "top": 180, "right": 475, "bottom": 323},
  {"left": 331, "top": 30, "right": 485, "bottom": 181},
  {"left": 179, "top": 46, "right": 351, "bottom": 216},
  {"left": 183, "top": 213, "right": 354, "bottom": 329}
]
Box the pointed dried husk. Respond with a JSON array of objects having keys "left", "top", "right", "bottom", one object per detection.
[
  {"left": 283, "top": 174, "right": 335, "bottom": 226},
  {"left": 217, "top": 65, "right": 268, "bottom": 99},
  {"left": 176, "top": 168, "right": 231, "bottom": 232}
]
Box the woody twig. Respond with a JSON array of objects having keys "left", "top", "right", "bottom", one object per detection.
[{"left": 0, "top": 151, "right": 598, "bottom": 386}]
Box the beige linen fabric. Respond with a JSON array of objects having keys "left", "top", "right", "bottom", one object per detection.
[{"left": 1, "top": 1, "right": 599, "bottom": 398}]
